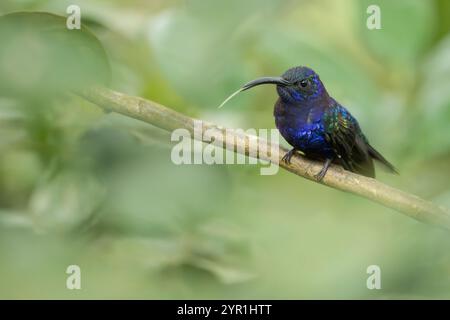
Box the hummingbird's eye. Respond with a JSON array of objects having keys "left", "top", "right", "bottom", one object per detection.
[{"left": 299, "top": 79, "right": 309, "bottom": 88}]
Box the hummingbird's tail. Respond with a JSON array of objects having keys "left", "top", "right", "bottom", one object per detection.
[{"left": 367, "top": 144, "right": 398, "bottom": 174}]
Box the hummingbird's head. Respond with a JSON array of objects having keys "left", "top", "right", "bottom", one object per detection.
[
  {"left": 276, "top": 66, "right": 327, "bottom": 103},
  {"left": 218, "top": 66, "right": 328, "bottom": 108}
]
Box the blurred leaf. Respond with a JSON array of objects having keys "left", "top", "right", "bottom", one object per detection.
[
  {"left": 29, "top": 169, "right": 105, "bottom": 232},
  {"left": 102, "top": 220, "right": 254, "bottom": 285},
  {"left": 106, "top": 237, "right": 187, "bottom": 269},
  {"left": 0, "top": 210, "right": 33, "bottom": 230},
  {"left": 0, "top": 12, "right": 110, "bottom": 99},
  {"left": 190, "top": 258, "right": 255, "bottom": 284}
]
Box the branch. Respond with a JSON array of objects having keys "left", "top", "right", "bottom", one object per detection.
[{"left": 79, "top": 87, "right": 450, "bottom": 230}]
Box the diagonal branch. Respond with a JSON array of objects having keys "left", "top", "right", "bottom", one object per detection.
[{"left": 79, "top": 87, "right": 450, "bottom": 230}]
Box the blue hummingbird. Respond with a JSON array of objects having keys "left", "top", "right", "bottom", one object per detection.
[{"left": 220, "top": 66, "right": 398, "bottom": 180}]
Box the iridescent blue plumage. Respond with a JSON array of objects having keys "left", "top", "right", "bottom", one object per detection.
[{"left": 274, "top": 98, "right": 334, "bottom": 159}]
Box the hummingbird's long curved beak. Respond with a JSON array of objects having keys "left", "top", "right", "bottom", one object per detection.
[
  {"left": 218, "top": 76, "right": 291, "bottom": 108},
  {"left": 241, "top": 76, "right": 291, "bottom": 91}
]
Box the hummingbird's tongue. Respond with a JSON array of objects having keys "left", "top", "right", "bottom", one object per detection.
[{"left": 218, "top": 87, "right": 245, "bottom": 108}]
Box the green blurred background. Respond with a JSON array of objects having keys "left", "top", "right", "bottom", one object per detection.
[{"left": 0, "top": 0, "right": 449, "bottom": 299}]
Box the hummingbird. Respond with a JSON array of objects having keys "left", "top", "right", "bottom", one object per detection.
[{"left": 219, "top": 66, "right": 397, "bottom": 181}]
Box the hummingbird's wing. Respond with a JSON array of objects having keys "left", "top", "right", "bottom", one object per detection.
[{"left": 323, "top": 105, "right": 375, "bottom": 178}]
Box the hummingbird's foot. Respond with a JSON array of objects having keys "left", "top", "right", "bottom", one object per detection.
[
  {"left": 314, "top": 158, "right": 333, "bottom": 181},
  {"left": 281, "top": 148, "right": 297, "bottom": 164}
]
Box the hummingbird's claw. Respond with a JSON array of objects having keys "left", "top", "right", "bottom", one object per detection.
[
  {"left": 314, "top": 158, "right": 333, "bottom": 182},
  {"left": 314, "top": 170, "right": 326, "bottom": 182},
  {"left": 282, "top": 149, "right": 297, "bottom": 164}
]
